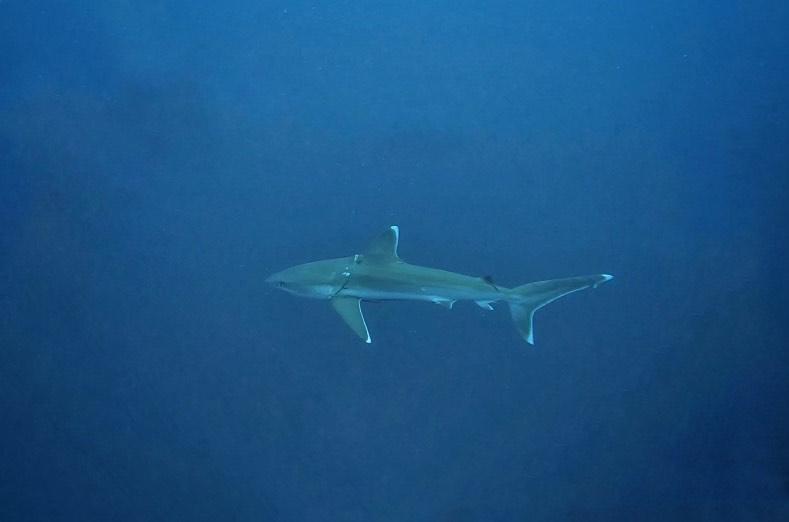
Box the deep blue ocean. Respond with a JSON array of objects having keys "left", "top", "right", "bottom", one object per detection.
[{"left": 1, "top": 1, "right": 788, "bottom": 520}]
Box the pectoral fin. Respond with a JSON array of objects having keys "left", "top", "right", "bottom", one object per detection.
[{"left": 330, "top": 297, "right": 372, "bottom": 343}]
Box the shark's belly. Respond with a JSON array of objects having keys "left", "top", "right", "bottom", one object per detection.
[
  {"left": 339, "top": 286, "right": 450, "bottom": 302},
  {"left": 339, "top": 275, "right": 500, "bottom": 303}
]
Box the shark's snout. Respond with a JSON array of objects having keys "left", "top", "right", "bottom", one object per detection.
[
  {"left": 265, "top": 259, "right": 351, "bottom": 298},
  {"left": 265, "top": 271, "right": 288, "bottom": 288},
  {"left": 266, "top": 268, "right": 309, "bottom": 294}
]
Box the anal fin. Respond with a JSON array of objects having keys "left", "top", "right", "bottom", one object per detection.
[
  {"left": 330, "top": 297, "right": 371, "bottom": 343},
  {"left": 475, "top": 300, "right": 495, "bottom": 310}
]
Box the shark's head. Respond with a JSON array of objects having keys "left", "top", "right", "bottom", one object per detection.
[{"left": 266, "top": 257, "right": 354, "bottom": 299}]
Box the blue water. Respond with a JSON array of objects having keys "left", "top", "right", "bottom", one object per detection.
[{"left": 2, "top": 1, "right": 787, "bottom": 520}]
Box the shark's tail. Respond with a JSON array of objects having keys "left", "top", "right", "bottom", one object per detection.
[{"left": 506, "top": 274, "right": 613, "bottom": 344}]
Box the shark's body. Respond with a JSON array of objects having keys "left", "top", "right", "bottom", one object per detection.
[{"left": 266, "top": 226, "right": 612, "bottom": 344}]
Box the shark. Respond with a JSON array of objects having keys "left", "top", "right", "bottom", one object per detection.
[{"left": 266, "top": 226, "right": 613, "bottom": 345}]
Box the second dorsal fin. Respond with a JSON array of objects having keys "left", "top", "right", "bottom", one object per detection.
[
  {"left": 482, "top": 275, "right": 499, "bottom": 290},
  {"left": 363, "top": 226, "right": 400, "bottom": 262}
]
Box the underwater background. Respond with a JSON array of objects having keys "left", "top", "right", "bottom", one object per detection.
[{"left": 1, "top": 1, "right": 787, "bottom": 520}]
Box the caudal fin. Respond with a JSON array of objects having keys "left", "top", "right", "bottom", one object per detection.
[{"left": 508, "top": 274, "right": 613, "bottom": 345}]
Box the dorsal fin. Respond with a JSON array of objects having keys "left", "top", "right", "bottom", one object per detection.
[{"left": 363, "top": 226, "right": 400, "bottom": 262}]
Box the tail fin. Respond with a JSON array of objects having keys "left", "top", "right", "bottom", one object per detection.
[{"left": 507, "top": 274, "right": 613, "bottom": 345}]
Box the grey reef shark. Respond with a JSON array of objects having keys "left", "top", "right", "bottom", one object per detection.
[{"left": 267, "top": 226, "right": 613, "bottom": 345}]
